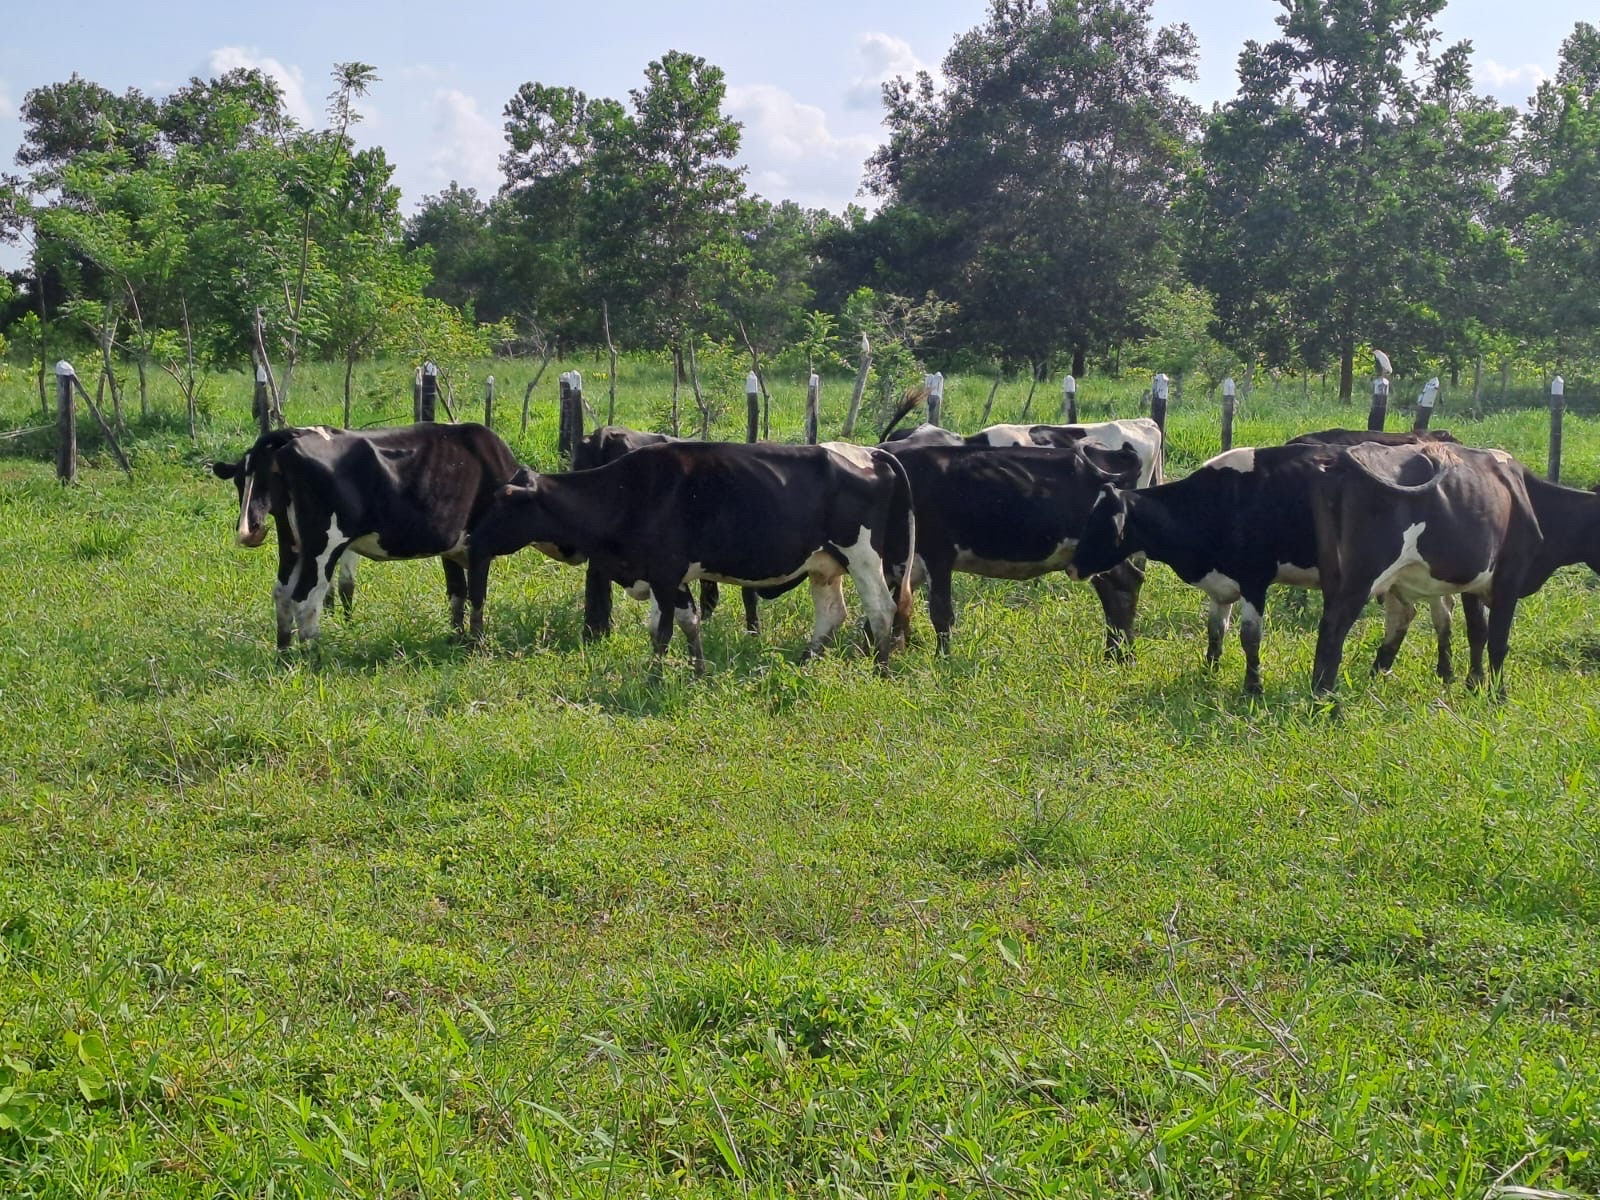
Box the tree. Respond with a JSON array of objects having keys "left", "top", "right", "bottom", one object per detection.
[
  {"left": 15, "top": 75, "right": 160, "bottom": 183},
  {"left": 1506, "top": 22, "right": 1600, "bottom": 367},
  {"left": 861, "top": 0, "right": 1199, "bottom": 377},
  {"left": 1187, "top": 0, "right": 1513, "bottom": 398}
]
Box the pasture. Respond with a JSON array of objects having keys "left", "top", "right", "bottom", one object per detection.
[{"left": 1, "top": 360, "right": 1599, "bottom": 1197}]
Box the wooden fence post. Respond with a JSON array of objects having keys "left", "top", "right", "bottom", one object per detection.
[
  {"left": 1151, "top": 373, "right": 1169, "bottom": 438},
  {"left": 419, "top": 362, "right": 438, "bottom": 422},
  {"left": 55, "top": 361, "right": 77, "bottom": 485},
  {"left": 484, "top": 375, "right": 495, "bottom": 429},
  {"left": 926, "top": 372, "right": 945, "bottom": 428},
  {"left": 1061, "top": 374, "right": 1077, "bottom": 423},
  {"left": 253, "top": 363, "right": 271, "bottom": 436},
  {"left": 559, "top": 371, "right": 584, "bottom": 465},
  {"left": 745, "top": 372, "right": 760, "bottom": 443},
  {"left": 804, "top": 373, "right": 820, "bottom": 444},
  {"left": 1412, "top": 377, "right": 1439, "bottom": 432},
  {"left": 413, "top": 366, "right": 424, "bottom": 422},
  {"left": 1367, "top": 377, "right": 1390, "bottom": 432},
  {"left": 841, "top": 335, "right": 872, "bottom": 437},
  {"left": 1549, "top": 375, "right": 1565, "bottom": 483},
  {"left": 1221, "top": 377, "right": 1236, "bottom": 452}
]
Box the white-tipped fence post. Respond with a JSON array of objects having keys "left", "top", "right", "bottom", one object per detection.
[
  {"left": 1061, "top": 374, "right": 1077, "bottom": 423},
  {"left": 745, "top": 372, "right": 760, "bottom": 443},
  {"left": 1367, "top": 377, "right": 1390, "bottom": 432},
  {"left": 253, "top": 363, "right": 272, "bottom": 435},
  {"left": 1221, "top": 377, "right": 1237, "bottom": 452},
  {"left": 1151, "top": 373, "right": 1169, "bottom": 438},
  {"left": 804, "top": 373, "right": 820, "bottom": 444},
  {"left": 484, "top": 375, "right": 495, "bottom": 429},
  {"left": 926, "top": 372, "right": 945, "bottom": 428},
  {"left": 1550, "top": 375, "right": 1565, "bottom": 482},
  {"left": 55, "top": 361, "right": 77, "bottom": 484},
  {"left": 418, "top": 361, "right": 439, "bottom": 422},
  {"left": 559, "top": 371, "right": 584, "bottom": 465},
  {"left": 1413, "top": 376, "right": 1439, "bottom": 433}
]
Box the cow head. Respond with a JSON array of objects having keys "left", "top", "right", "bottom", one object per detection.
[
  {"left": 468, "top": 481, "right": 586, "bottom": 566},
  {"left": 211, "top": 451, "right": 273, "bottom": 548},
  {"left": 1067, "top": 483, "right": 1131, "bottom": 580}
]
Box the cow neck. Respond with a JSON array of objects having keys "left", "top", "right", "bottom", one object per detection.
[
  {"left": 1119, "top": 483, "right": 1179, "bottom": 564},
  {"left": 1525, "top": 473, "right": 1600, "bottom": 582},
  {"left": 538, "top": 466, "right": 625, "bottom": 554}
]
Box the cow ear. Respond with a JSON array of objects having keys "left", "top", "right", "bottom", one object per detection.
[{"left": 211, "top": 460, "right": 238, "bottom": 480}]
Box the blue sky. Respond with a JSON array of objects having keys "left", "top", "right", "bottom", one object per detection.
[{"left": 0, "top": 0, "right": 1579, "bottom": 270}]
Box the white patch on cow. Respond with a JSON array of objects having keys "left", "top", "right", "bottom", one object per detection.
[
  {"left": 1195, "top": 569, "right": 1243, "bottom": 605},
  {"left": 807, "top": 575, "right": 849, "bottom": 651},
  {"left": 972, "top": 424, "right": 1033, "bottom": 447},
  {"left": 1204, "top": 447, "right": 1257, "bottom": 474},
  {"left": 625, "top": 580, "right": 652, "bottom": 602},
  {"left": 686, "top": 552, "right": 841, "bottom": 588},
  {"left": 953, "top": 537, "right": 1077, "bottom": 580},
  {"left": 1238, "top": 599, "right": 1263, "bottom": 634},
  {"left": 312, "top": 426, "right": 333, "bottom": 440},
  {"left": 1370, "top": 521, "right": 1496, "bottom": 602},
  {"left": 1274, "top": 562, "right": 1320, "bottom": 588},
  {"left": 975, "top": 417, "right": 1163, "bottom": 487},
  {"left": 236, "top": 471, "right": 260, "bottom": 544},
  {"left": 346, "top": 532, "right": 391, "bottom": 560},
  {"left": 835, "top": 523, "right": 896, "bottom": 646},
  {"left": 822, "top": 441, "right": 877, "bottom": 470},
  {"left": 532, "top": 541, "right": 585, "bottom": 565},
  {"left": 293, "top": 515, "right": 351, "bottom": 640}
]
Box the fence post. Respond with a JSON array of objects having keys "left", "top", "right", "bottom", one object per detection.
[
  {"left": 1061, "top": 374, "right": 1077, "bottom": 423},
  {"left": 926, "top": 372, "right": 945, "bottom": 428},
  {"left": 413, "top": 366, "right": 424, "bottom": 422},
  {"left": 418, "top": 362, "right": 438, "bottom": 422},
  {"left": 55, "top": 360, "right": 77, "bottom": 484},
  {"left": 745, "top": 372, "right": 760, "bottom": 443},
  {"left": 558, "top": 371, "right": 585, "bottom": 465},
  {"left": 841, "top": 334, "right": 871, "bottom": 437},
  {"left": 484, "top": 375, "right": 495, "bottom": 429},
  {"left": 253, "top": 364, "right": 271, "bottom": 435},
  {"left": 804, "top": 373, "right": 820, "bottom": 444},
  {"left": 1549, "top": 375, "right": 1565, "bottom": 483},
  {"left": 1151, "top": 373, "right": 1169, "bottom": 438},
  {"left": 1412, "top": 377, "right": 1439, "bottom": 432},
  {"left": 1367, "top": 377, "right": 1390, "bottom": 432},
  {"left": 1221, "top": 377, "right": 1236, "bottom": 453}
]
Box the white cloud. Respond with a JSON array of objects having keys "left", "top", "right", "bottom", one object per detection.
[
  {"left": 1475, "top": 59, "right": 1549, "bottom": 102},
  {"left": 208, "top": 46, "right": 313, "bottom": 126},
  {"left": 0, "top": 80, "right": 14, "bottom": 121},
  {"left": 846, "top": 32, "right": 939, "bottom": 112},
  {"left": 426, "top": 88, "right": 502, "bottom": 194},
  {"left": 726, "top": 83, "right": 878, "bottom": 212}
]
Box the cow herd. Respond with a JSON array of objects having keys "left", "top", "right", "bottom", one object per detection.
[{"left": 210, "top": 412, "right": 1600, "bottom": 696}]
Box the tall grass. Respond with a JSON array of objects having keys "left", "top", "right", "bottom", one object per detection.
[{"left": 0, "top": 356, "right": 1597, "bottom": 1197}]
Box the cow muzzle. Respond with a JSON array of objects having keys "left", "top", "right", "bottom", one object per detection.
[{"left": 237, "top": 522, "right": 268, "bottom": 548}]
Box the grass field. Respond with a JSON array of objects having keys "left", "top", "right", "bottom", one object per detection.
[{"left": 2, "top": 358, "right": 1598, "bottom": 1197}]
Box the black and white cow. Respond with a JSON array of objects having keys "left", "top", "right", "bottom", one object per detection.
[
  {"left": 468, "top": 440, "right": 916, "bottom": 671},
  {"left": 885, "top": 418, "right": 1164, "bottom": 488},
  {"left": 1288, "top": 427, "right": 1460, "bottom": 448},
  {"left": 1308, "top": 441, "right": 1600, "bottom": 694},
  {"left": 212, "top": 422, "right": 526, "bottom": 648},
  {"left": 888, "top": 443, "right": 1145, "bottom": 657},
  {"left": 573, "top": 426, "right": 726, "bottom": 638}
]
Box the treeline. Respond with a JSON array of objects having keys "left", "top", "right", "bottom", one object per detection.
[{"left": 3, "top": 0, "right": 1599, "bottom": 431}]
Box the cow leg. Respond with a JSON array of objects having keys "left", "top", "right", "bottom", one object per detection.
[
  {"left": 1428, "top": 595, "right": 1455, "bottom": 683},
  {"left": 443, "top": 558, "right": 469, "bottom": 636},
  {"left": 1311, "top": 588, "right": 1367, "bottom": 695},
  {"left": 647, "top": 585, "right": 679, "bottom": 663},
  {"left": 273, "top": 572, "right": 298, "bottom": 651},
  {"left": 742, "top": 587, "right": 761, "bottom": 635},
  {"left": 700, "top": 581, "right": 720, "bottom": 623},
  {"left": 840, "top": 533, "right": 899, "bottom": 665},
  {"left": 1206, "top": 599, "right": 1233, "bottom": 668},
  {"left": 290, "top": 533, "right": 346, "bottom": 643},
  {"left": 927, "top": 562, "right": 956, "bottom": 655},
  {"left": 1462, "top": 596, "right": 1489, "bottom": 688},
  {"left": 801, "top": 574, "right": 848, "bottom": 661},
  {"left": 1371, "top": 593, "right": 1417, "bottom": 676},
  {"left": 1239, "top": 591, "right": 1267, "bottom": 695},
  {"left": 1090, "top": 558, "right": 1142, "bottom": 663},
  {"left": 674, "top": 593, "right": 705, "bottom": 675},
  {"left": 467, "top": 554, "right": 491, "bottom": 641},
  {"left": 336, "top": 553, "right": 357, "bottom": 617},
  {"left": 1482, "top": 596, "right": 1517, "bottom": 697},
  {"left": 582, "top": 565, "right": 614, "bottom": 641}
]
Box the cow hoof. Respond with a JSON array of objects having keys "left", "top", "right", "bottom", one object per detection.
[{"left": 1243, "top": 680, "right": 1264, "bottom": 697}]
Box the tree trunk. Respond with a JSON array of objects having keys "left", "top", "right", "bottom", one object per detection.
[
  {"left": 670, "top": 345, "right": 682, "bottom": 437},
  {"left": 1072, "top": 347, "right": 1087, "bottom": 378},
  {"left": 1338, "top": 333, "right": 1355, "bottom": 403},
  {"left": 137, "top": 357, "right": 148, "bottom": 418},
  {"left": 1020, "top": 361, "right": 1041, "bottom": 419},
  {"left": 344, "top": 354, "right": 356, "bottom": 428}
]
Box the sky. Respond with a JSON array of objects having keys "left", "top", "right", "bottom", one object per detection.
[{"left": 0, "top": 0, "right": 1580, "bottom": 270}]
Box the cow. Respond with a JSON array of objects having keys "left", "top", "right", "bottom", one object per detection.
[
  {"left": 467, "top": 440, "right": 916, "bottom": 672},
  {"left": 211, "top": 422, "right": 526, "bottom": 648},
  {"left": 887, "top": 443, "right": 1146, "bottom": 658},
  {"left": 573, "top": 426, "right": 725, "bottom": 639},
  {"left": 884, "top": 418, "right": 1164, "bottom": 487},
  {"left": 1307, "top": 441, "right": 1600, "bottom": 694}
]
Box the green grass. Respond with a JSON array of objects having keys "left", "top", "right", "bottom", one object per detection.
[{"left": 1, "top": 358, "right": 1599, "bottom": 1197}]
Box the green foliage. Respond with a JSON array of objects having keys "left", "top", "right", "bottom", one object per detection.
[{"left": 842, "top": 287, "right": 954, "bottom": 420}]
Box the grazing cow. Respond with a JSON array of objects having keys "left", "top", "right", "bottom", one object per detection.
[
  {"left": 889, "top": 443, "right": 1146, "bottom": 657},
  {"left": 468, "top": 441, "right": 916, "bottom": 671},
  {"left": 1307, "top": 441, "right": 1600, "bottom": 694},
  {"left": 573, "top": 426, "right": 726, "bottom": 638},
  {"left": 212, "top": 422, "right": 525, "bottom": 648},
  {"left": 885, "top": 418, "right": 1163, "bottom": 487}
]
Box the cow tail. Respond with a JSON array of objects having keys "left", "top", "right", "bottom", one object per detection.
[{"left": 878, "top": 448, "right": 917, "bottom": 645}]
